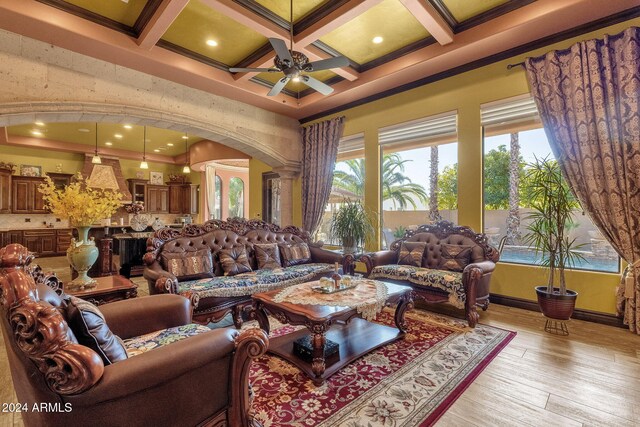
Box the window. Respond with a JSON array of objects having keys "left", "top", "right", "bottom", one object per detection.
[
  {"left": 228, "top": 177, "right": 244, "bottom": 218},
  {"left": 379, "top": 113, "right": 458, "bottom": 249},
  {"left": 482, "top": 96, "right": 619, "bottom": 273},
  {"left": 214, "top": 175, "right": 222, "bottom": 219},
  {"left": 316, "top": 133, "right": 365, "bottom": 245}
]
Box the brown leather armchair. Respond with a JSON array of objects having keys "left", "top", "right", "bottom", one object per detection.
[{"left": 0, "top": 244, "right": 268, "bottom": 427}]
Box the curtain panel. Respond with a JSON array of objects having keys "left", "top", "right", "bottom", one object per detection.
[
  {"left": 301, "top": 117, "right": 345, "bottom": 236},
  {"left": 524, "top": 26, "right": 640, "bottom": 332}
]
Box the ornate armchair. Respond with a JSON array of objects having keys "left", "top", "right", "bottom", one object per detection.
[{"left": 0, "top": 244, "right": 268, "bottom": 427}]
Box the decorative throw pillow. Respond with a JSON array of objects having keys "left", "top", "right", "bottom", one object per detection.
[
  {"left": 279, "top": 242, "right": 311, "bottom": 267},
  {"left": 161, "top": 249, "right": 214, "bottom": 280},
  {"left": 65, "top": 295, "right": 128, "bottom": 365},
  {"left": 397, "top": 241, "right": 427, "bottom": 267},
  {"left": 254, "top": 243, "right": 282, "bottom": 269},
  {"left": 439, "top": 244, "right": 473, "bottom": 272},
  {"left": 218, "top": 246, "right": 252, "bottom": 276}
]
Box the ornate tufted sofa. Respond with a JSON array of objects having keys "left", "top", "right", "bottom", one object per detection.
[
  {"left": 0, "top": 244, "right": 268, "bottom": 427},
  {"left": 360, "top": 221, "right": 499, "bottom": 327},
  {"left": 143, "top": 218, "right": 347, "bottom": 326}
]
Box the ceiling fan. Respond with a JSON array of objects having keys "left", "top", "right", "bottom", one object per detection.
[{"left": 228, "top": 1, "right": 349, "bottom": 96}]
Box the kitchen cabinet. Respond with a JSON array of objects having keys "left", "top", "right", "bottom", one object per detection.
[
  {"left": 22, "top": 230, "right": 56, "bottom": 255},
  {"left": 7, "top": 230, "right": 22, "bottom": 245},
  {"left": 127, "top": 179, "right": 147, "bottom": 209},
  {"left": 0, "top": 167, "right": 11, "bottom": 213},
  {"left": 56, "top": 229, "right": 72, "bottom": 254},
  {"left": 46, "top": 172, "right": 73, "bottom": 189},
  {"left": 12, "top": 176, "right": 47, "bottom": 214},
  {"left": 168, "top": 183, "right": 199, "bottom": 215},
  {"left": 146, "top": 185, "right": 169, "bottom": 213}
]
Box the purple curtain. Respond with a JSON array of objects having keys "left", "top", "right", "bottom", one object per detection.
[
  {"left": 524, "top": 26, "right": 640, "bottom": 332},
  {"left": 301, "top": 117, "right": 345, "bottom": 236}
]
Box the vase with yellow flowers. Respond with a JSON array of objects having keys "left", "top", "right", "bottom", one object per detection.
[{"left": 39, "top": 173, "right": 122, "bottom": 290}]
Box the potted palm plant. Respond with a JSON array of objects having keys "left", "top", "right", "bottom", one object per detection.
[
  {"left": 523, "top": 157, "right": 584, "bottom": 321},
  {"left": 330, "top": 198, "right": 375, "bottom": 254}
]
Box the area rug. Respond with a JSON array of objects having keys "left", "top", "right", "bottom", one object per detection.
[{"left": 249, "top": 309, "right": 515, "bottom": 426}]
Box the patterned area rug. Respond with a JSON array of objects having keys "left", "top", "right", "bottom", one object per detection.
[{"left": 249, "top": 309, "right": 515, "bottom": 426}]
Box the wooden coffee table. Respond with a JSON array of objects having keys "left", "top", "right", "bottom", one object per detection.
[
  {"left": 66, "top": 275, "right": 138, "bottom": 306},
  {"left": 252, "top": 281, "right": 413, "bottom": 385}
]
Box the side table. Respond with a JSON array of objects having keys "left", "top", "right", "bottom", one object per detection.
[{"left": 66, "top": 275, "right": 138, "bottom": 306}]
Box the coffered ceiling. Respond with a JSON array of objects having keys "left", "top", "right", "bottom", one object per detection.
[{"left": 0, "top": 0, "right": 636, "bottom": 120}]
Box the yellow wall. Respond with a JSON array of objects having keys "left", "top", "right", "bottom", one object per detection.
[
  {"left": 0, "top": 145, "right": 184, "bottom": 179},
  {"left": 302, "top": 18, "right": 640, "bottom": 315}
]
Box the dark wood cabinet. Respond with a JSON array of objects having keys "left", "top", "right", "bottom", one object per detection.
[
  {"left": 46, "top": 172, "right": 73, "bottom": 189},
  {"left": 168, "top": 182, "right": 199, "bottom": 215},
  {"left": 12, "top": 176, "right": 47, "bottom": 214},
  {"left": 7, "top": 230, "right": 22, "bottom": 244},
  {"left": 0, "top": 167, "right": 11, "bottom": 213},
  {"left": 127, "top": 179, "right": 147, "bottom": 209},
  {"left": 56, "top": 229, "right": 72, "bottom": 253},
  {"left": 22, "top": 230, "right": 56, "bottom": 255},
  {"left": 146, "top": 185, "right": 169, "bottom": 213},
  {"left": 168, "top": 184, "right": 183, "bottom": 214}
]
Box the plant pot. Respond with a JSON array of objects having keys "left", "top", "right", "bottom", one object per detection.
[
  {"left": 535, "top": 286, "right": 578, "bottom": 320},
  {"left": 341, "top": 237, "right": 357, "bottom": 254}
]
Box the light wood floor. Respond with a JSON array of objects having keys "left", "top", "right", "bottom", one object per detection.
[{"left": 1, "top": 261, "right": 639, "bottom": 426}]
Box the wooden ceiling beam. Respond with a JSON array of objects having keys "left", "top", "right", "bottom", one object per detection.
[
  {"left": 200, "top": 0, "right": 289, "bottom": 39},
  {"left": 399, "top": 0, "right": 454, "bottom": 45},
  {"left": 137, "top": 0, "right": 190, "bottom": 49},
  {"left": 304, "top": 44, "right": 360, "bottom": 81},
  {"left": 293, "top": 0, "right": 384, "bottom": 47}
]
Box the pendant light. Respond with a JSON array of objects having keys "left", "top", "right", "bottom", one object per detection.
[
  {"left": 182, "top": 133, "right": 190, "bottom": 173},
  {"left": 140, "top": 126, "right": 149, "bottom": 169},
  {"left": 91, "top": 123, "right": 102, "bottom": 164}
]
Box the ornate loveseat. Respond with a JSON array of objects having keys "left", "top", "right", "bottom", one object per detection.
[
  {"left": 0, "top": 243, "right": 268, "bottom": 427},
  {"left": 360, "top": 221, "right": 499, "bottom": 327},
  {"left": 143, "top": 218, "right": 347, "bottom": 326}
]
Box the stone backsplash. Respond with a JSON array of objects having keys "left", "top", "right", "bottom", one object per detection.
[{"left": 0, "top": 213, "right": 189, "bottom": 230}]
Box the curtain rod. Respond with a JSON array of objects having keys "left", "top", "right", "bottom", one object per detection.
[{"left": 507, "top": 62, "right": 525, "bottom": 70}]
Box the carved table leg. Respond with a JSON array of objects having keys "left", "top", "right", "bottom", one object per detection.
[
  {"left": 305, "top": 321, "right": 329, "bottom": 384},
  {"left": 254, "top": 303, "right": 270, "bottom": 335},
  {"left": 394, "top": 291, "right": 414, "bottom": 333},
  {"left": 311, "top": 328, "right": 327, "bottom": 383}
]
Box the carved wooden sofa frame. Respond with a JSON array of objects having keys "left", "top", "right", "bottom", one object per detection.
[
  {"left": 0, "top": 243, "right": 268, "bottom": 427},
  {"left": 360, "top": 221, "right": 499, "bottom": 327},
  {"left": 143, "top": 218, "right": 348, "bottom": 327}
]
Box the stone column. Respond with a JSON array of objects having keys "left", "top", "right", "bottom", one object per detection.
[{"left": 272, "top": 168, "right": 298, "bottom": 227}]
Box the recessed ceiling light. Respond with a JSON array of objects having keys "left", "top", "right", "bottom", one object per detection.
[
  {"left": 181, "top": 135, "right": 189, "bottom": 140},
  {"left": 31, "top": 130, "right": 43, "bottom": 136},
  {"left": 123, "top": 124, "right": 132, "bottom": 129},
  {"left": 153, "top": 149, "right": 160, "bottom": 153},
  {"left": 167, "top": 143, "right": 174, "bottom": 147},
  {"left": 78, "top": 128, "right": 90, "bottom": 133},
  {"left": 114, "top": 133, "right": 123, "bottom": 139},
  {"left": 35, "top": 121, "right": 45, "bottom": 126},
  {"left": 372, "top": 36, "right": 383, "bottom": 44},
  {"left": 105, "top": 142, "right": 113, "bottom": 146},
  {"left": 206, "top": 39, "right": 218, "bottom": 47}
]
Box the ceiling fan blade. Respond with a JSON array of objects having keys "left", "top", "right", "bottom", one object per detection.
[
  {"left": 305, "top": 56, "right": 349, "bottom": 72},
  {"left": 302, "top": 76, "right": 334, "bottom": 95},
  {"left": 269, "top": 38, "right": 293, "bottom": 64},
  {"left": 229, "top": 67, "right": 278, "bottom": 73},
  {"left": 268, "top": 77, "right": 290, "bottom": 96}
]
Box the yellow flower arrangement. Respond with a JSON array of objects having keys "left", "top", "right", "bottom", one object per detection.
[{"left": 39, "top": 173, "right": 123, "bottom": 227}]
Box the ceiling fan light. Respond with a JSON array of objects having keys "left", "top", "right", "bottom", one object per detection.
[{"left": 292, "top": 76, "right": 300, "bottom": 82}]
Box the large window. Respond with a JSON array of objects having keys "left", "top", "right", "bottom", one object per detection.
[
  {"left": 213, "top": 175, "right": 222, "bottom": 219},
  {"left": 379, "top": 113, "right": 458, "bottom": 249},
  {"left": 228, "top": 177, "right": 244, "bottom": 218},
  {"left": 316, "top": 134, "right": 364, "bottom": 246},
  {"left": 482, "top": 97, "right": 619, "bottom": 273}
]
